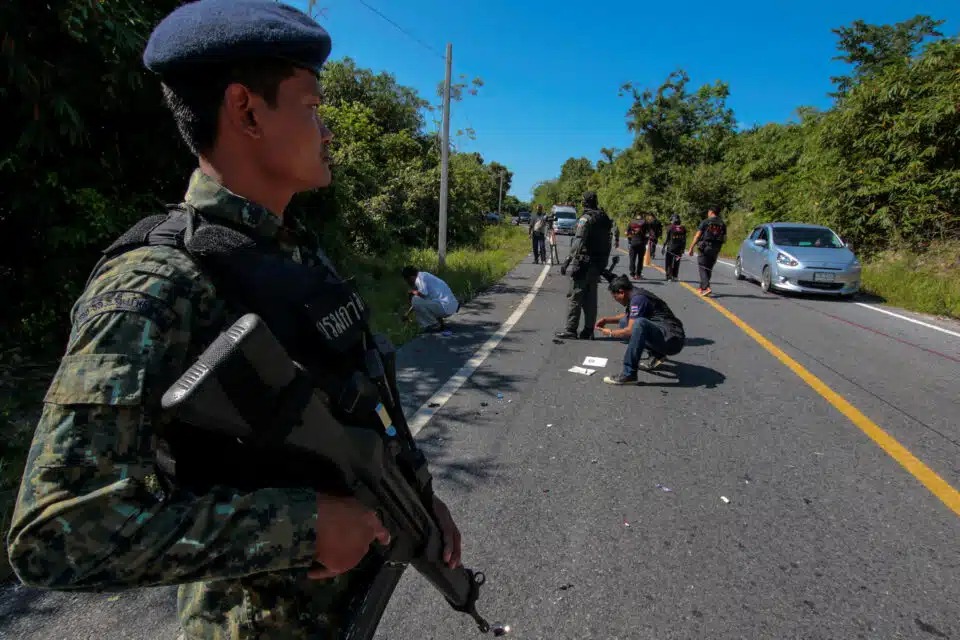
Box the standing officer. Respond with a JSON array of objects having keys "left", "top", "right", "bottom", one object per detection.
[
  {"left": 625, "top": 210, "right": 647, "bottom": 279},
  {"left": 688, "top": 204, "right": 727, "bottom": 295},
  {"left": 529, "top": 204, "right": 548, "bottom": 264},
  {"left": 6, "top": 2, "right": 463, "bottom": 638},
  {"left": 556, "top": 191, "right": 613, "bottom": 340},
  {"left": 662, "top": 214, "right": 687, "bottom": 281}
]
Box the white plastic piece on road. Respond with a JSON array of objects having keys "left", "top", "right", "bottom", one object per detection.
[
  {"left": 407, "top": 264, "right": 551, "bottom": 436},
  {"left": 720, "top": 496, "right": 730, "bottom": 504},
  {"left": 583, "top": 356, "right": 608, "bottom": 367},
  {"left": 568, "top": 366, "right": 596, "bottom": 376}
]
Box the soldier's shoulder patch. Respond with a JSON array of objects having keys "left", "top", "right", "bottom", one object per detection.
[{"left": 73, "top": 291, "right": 178, "bottom": 332}]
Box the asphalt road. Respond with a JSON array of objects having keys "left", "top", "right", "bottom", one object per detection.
[{"left": 1, "top": 242, "right": 958, "bottom": 640}]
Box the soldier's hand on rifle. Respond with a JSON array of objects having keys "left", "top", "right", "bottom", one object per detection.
[
  {"left": 432, "top": 496, "right": 462, "bottom": 569},
  {"left": 308, "top": 494, "right": 391, "bottom": 580}
]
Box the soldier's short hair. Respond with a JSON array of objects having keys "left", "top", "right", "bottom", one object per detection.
[{"left": 160, "top": 61, "right": 299, "bottom": 156}]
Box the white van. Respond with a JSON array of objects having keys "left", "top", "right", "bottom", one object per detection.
[{"left": 550, "top": 205, "right": 578, "bottom": 235}]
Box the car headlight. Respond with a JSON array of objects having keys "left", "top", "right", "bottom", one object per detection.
[{"left": 776, "top": 252, "right": 799, "bottom": 267}]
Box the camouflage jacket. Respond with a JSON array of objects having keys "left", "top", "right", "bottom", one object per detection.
[{"left": 7, "top": 170, "right": 325, "bottom": 589}]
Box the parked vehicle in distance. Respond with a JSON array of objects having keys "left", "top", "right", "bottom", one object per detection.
[
  {"left": 514, "top": 210, "right": 531, "bottom": 225},
  {"left": 551, "top": 204, "right": 578, "bottom": 235},
  {"left": 483, "top": 211, "right": 502, "bottom": 224},
  {"left": 734, "top": 222, "right": 861, "bottom": 297}
]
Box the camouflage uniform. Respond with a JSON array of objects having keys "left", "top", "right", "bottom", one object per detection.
[{"left": 8, "top": 170, "right": 371, "bottom": 639}]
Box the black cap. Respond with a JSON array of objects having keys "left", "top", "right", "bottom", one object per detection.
[{"left": 143, "top": 0, "right": 333, "bottom": 76}]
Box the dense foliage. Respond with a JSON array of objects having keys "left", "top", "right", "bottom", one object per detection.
[
  {"left": 533, "top": 15, "right": 960, "bottom": 257},
  {"left": 0, "top": 0, "right": 520, "bottom": 355}
]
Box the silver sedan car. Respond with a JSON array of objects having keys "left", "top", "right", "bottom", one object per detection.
[{"left": 734, "top": 222, "right": 861, "bottom": 297}]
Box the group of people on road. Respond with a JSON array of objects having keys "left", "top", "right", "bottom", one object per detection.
[{"left": 549, "top": 191, "right": 728, "bottom": 385}]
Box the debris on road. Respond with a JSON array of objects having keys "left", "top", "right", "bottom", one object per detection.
[
  {"left": 720, "top": 496, "right": 731, "bottom": 504},
  {"left": 428, "top": 402, "right": 440, "bottom": 408},
  {"left": 558, "top": 583, "right": 574, "bottom": 591},
  {"left": 497, "top": 392, "right": 504, "bottom": 400},
  {"left": 568, "top": 365, "right": 596, "bottom": 376},
  {"left": 546, "top": 423, "right": 553, "bottom": 427},
  {"left": 552, "top": 338, "right": 565, "bottom": 344},
  {"left": 583, "top": 356, "right": 608, "bottom": 367},
  {"left": 656, "top": 483, "right": 672, "bottom": 492},
  {"left": 441, "top": 330, "right": 452, "bottom": 337}
]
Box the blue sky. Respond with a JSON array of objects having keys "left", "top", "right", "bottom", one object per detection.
[{"left": 289, "top": 0, "right": 960, "bottom": 200}]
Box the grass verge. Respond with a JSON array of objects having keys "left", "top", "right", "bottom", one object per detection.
[
  {"left": 861, "top": 242, "right": 960, "bottom": 318},
  {"left": 0, "top": 223, "right": 530, "bottom": 580},
  {"left": 344, "top": 223, "right": 530, "bottom": 345}
]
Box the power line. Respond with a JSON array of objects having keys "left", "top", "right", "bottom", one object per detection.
[{"left": 355, "top": 0, "right": 444, "bottom": 59}]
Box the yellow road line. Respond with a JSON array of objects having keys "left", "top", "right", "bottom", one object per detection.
[{"left": 621, "top": 248, "right": 960, "bottom": 517}]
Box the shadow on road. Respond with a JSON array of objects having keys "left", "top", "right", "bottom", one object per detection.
[
  {"left": 683, "top": 337, "right": 715, "bottom": 347},
  {"left": 642, "top": 360, "right": 726, "bottom": 389}
]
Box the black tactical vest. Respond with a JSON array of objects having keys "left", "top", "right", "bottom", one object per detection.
[
  {"left": 94, "top": 204, "right": 425, "bottom": 495},
  {"left": 584, "top": 209, "right": 613, "bottom": 258}
]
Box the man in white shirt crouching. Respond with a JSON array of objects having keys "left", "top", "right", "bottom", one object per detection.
[{"left": 402, "top": 266, "right": 460, "bottom": 333}]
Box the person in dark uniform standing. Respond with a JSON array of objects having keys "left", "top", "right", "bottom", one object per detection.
[
  {"left": 595, "top": 275, "right": 686, "bottom": 385},
  {"left": 625, "top": 211, "right": 647, "bottom": 279},
  {"left": 662, "top": 214, "right": 687, "bottom": 281},
  {"left": 556, "top": 191, "right": 613, "bottom": 340},
  {"left": 688, "top": 205, "right": 727, "bottom": 296},
  {"left": 646, "top": 214, "right": 663, "bottom": 264},
  {"left": 7, "top": 2, "right": 465, "bottom": 638}
]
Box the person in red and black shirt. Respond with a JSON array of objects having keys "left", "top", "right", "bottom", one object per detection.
[
  {"left": 662, "top": 214, "right": 687, "bottom": 281},
  {"left": 688, "top": 205, "right": 727, "bottom": 295},
  {"left": 625, "top": 212, "right": 647, "bottom": 279}
]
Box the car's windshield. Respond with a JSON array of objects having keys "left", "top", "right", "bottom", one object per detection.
[
  {"left": 555, "top": 211, "right": 576, "bottom": 220},
  {"left": 773, "top": 227, "right": 843, "bottom": 248}
]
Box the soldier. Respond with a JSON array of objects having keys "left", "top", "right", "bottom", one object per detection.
[
  {"left": 555, "top": 191, "right": 613, "bottom": 340},
  {"left": 662, "top": 214, "right": 687, "bottom": 281},
  {"left": 625, "top": 210, "right": 647, "bottom": 279},
  {"left": 6, "top": 1, "right": 464, "bottom": 638},
  {"left": 688, "top": 204, "right": 727, "bottom": 296}
]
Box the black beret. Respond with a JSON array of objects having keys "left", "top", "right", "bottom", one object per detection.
[{"left": 143, "top": 0, "right": 332, "bottom": 76}]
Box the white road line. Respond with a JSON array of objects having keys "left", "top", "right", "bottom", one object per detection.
[
  {"left": 407, "top": 263, "right": 552, "bottom": 436},
  {"left": 714, "top": 258, "right": 959, "bottom": 339},
  {"left": 854, "top": 303, "right": 960, "bottom": 339}
]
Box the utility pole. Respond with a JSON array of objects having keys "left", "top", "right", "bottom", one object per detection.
[
  {"left": 438, "top": 43, "right": 452, "bottom": 269},
  {"left": 497, "top": 170, "right": 504, "bottom": 217}
]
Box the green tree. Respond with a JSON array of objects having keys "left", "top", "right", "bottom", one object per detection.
[{"left": 830, "top": 15, "right": 945, "bottom": 97}]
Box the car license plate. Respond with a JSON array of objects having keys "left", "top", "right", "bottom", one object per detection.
[{"left": 813, "top": 272, "right": 835, "bottom": 282}]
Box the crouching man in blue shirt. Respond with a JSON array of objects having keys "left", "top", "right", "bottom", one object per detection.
[{"left": 594, "top": 275, "right": 686, "bottom": 385}]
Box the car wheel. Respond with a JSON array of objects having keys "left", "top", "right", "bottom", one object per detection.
[
  {"left": 734, "top": 256, "right": 745, "bottom": 281},
  {"left": 760, "top": 266, "right": 773, "bottom": 293}
]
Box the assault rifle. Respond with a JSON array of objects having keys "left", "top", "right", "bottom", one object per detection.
[
  {"left": 161, "top": 314, "right": 499, "bottom": 639},
  {"left": 600, "top": 254, "right": 621, "bottom": 283}
]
